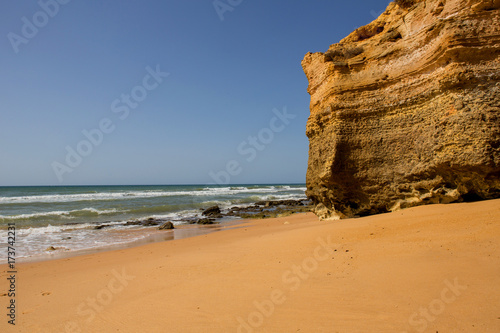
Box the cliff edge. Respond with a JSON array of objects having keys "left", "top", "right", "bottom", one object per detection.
[{"left": 302, "top": 0, "right": 500, "bottom": 219}]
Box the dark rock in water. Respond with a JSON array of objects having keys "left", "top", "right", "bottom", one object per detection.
[
  {"left": 197, "top": 218, "right": 216, "bottom": 225},
  {"left": 125, "top": 221, "right": 143, "bottom": 226},
  {"left": 141, "top": 219, "right": 161, "bottom": 226},
  {"left": 94, "top": 224, "right": 112, "bottom": 230},
  {"left": 125, "top": 219, "right": 165, "bottom": 226},
  {"left": 238, "top": 212, "right": 270, "bottom": 219},
  {"left": 158, "top": 222, "right": 175, "bottom": 230},
  {"left": 224, "top": 199, "right": 312, "bottom": 219},
  {"left": 179, "top": 217, "right": 199, "bottom": 224},
  {"left": 114, "top": 199, "right": 311, "bottom": 228},
  {"left": 202, "top": 205, "right": 222, "bottom": 217},
  {"left": 255, "top": 199, "right": 306, "bottom": 207},
  {"left": 45, "top": 246, "right": 67, "bottom": 251}
]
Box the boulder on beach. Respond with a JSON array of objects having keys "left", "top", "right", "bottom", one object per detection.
[{"left": 158, "top": 222, "right": 175, "bottom": 230}]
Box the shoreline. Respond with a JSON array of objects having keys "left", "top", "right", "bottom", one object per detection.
[
  {"left": 14, "top": 219, "right": 250, "bottom": 264},
  {"left": 2, "top": 198, "right": 311, "bottom": 264},
  {"left": 1, "top": 199, "right": 499, "bottom": 332},
  {"left": 0, "top": 184, "right": 309, "bottom": 262}
]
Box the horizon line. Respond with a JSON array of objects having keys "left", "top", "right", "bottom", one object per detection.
[{"left": 0, "top": 182, "right": 307, "bottom": 188}]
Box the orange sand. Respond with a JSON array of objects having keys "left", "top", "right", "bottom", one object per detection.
[{"left": 1, "top": 199, "right": 499, "bottom": 332}]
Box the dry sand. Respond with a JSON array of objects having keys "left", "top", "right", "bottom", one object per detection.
[{"left": 1, "top": 199, "right": 499, "bottom": 332}]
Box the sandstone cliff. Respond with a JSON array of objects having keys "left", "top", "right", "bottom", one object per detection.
[{"left": 302, "top": 0, "right": 500, "bottom": 219}]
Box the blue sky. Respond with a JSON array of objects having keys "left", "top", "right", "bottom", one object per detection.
[{"left": 0, "top": 0, "right": 391, "bottom": 186}]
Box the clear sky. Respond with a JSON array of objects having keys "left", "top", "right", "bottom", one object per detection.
[{"left": 0, "top": 0, "right": 391, "bottom": 186}]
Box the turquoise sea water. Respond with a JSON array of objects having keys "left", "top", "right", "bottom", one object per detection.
[{"left": 0, "top": 184, "right": 306, "bottom": 262}]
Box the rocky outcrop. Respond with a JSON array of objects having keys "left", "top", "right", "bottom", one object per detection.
[
  {"left": 302, "top": 0, "right": 500, "bottom": 219},
  {"left": 202, "top": 205, "right": 222, "bottom": 218}
]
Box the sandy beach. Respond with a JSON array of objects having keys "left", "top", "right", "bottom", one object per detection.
[{"left": 2, "top": 199, "right": 499, "bottom": 332}]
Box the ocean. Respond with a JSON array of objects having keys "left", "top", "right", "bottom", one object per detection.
[{"left": 0, "top": 184, "right": 306, "bottom": 262}]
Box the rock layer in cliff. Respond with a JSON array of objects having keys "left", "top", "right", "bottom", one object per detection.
[{"left": 302, "top": 0, "right": 500, "bottom": 219}]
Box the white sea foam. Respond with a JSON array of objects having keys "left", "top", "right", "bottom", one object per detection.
[
  {"left": 147, "top": 211, "right": 197, "bottom": 221},
  {"left": 258, "top": 193, "right": 308, "bottom": 201},
  {"left": 0, "top": 186, "right": 306, "bottom": 205},
  {"left": 18, "top": 223, "right": 94, "bottom": 236},
  {"left": 0, "top": 222, "right": 152, "bottom": 263},
  {"left": 0, "top": 208, "right": 125, "bottom": 221},
  {"left": 0, "top": 191, "right": 172, "bottom": 204},
  {"left": 0, "top": 210, "right": 73, "bottom": 220}
]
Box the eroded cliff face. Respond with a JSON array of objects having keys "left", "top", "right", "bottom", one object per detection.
[{"left": 302, "top": 0, "right": 500, "bottom": 220}]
